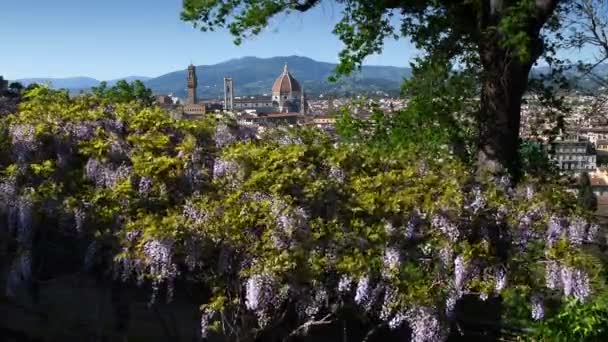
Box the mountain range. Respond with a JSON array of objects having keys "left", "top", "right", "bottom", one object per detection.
[
  {"left": 13, "top": 56, "right": 608, "bottom": 98},
  {"left": 15, "top": 56, "right": 411, "bottom": 98}
]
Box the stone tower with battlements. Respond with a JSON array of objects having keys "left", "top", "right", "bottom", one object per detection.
[
  {"left": 182, "top": 64, "right": 206, "bottom": 118},
  {"left": 187, "top": 64, "right": 197, "bottom": 105}
]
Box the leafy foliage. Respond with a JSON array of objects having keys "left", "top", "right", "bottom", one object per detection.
[
  {"left": 91, "top": 80, "right": 155, "bottom": 106},
  {"left": 1, "top": 87, "right": 607, "bottom": 341}
]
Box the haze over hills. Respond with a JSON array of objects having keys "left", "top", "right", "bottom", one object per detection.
[
  {"left": 16, "top": 76, "right": 152, "bottom": 90},
  {"left": 15, "top": 56, "right": 412, "bottom": 97},
  {"left": 13, "top": 56, "right": 608, "bottom": 98},
  {"left": 144, "top": 56, "right": 412, "bottom": 98}
]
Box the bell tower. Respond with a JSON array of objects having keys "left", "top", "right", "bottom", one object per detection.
[
  {"left": 224, "top": 77, "right": 234, "bottom": 112},
  {"left": 187, "top": 64, "right": 197, "bottom": 105}
]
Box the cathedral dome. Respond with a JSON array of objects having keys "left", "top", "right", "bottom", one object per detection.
[{"left": 272, "top": 64, "right": 301, "bottom": 94}]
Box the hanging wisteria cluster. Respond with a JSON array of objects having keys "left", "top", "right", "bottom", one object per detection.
[{"left": 0, "top": 87, "right": 605, "bottom": 342}]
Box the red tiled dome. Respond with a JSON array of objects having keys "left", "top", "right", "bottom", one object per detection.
[{"left": 272, "top": 64, "right": 301, "bottom": 94}]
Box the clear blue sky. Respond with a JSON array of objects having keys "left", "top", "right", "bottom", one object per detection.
[
  {"left": 0, "top": 1, "right": 598, "bottom": 81},
  {"left": 0, "top": 0, "right": 419, "bottom": 80}
]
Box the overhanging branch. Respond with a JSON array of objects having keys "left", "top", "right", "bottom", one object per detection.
[{"left": 290, "top": 0, "right": 321, "bottom": 12}]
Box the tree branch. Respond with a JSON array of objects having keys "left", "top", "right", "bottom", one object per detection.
[
  {"left": 361, "top": 322, "right": 386, "bottom": 342},
  {"left": 533, "top": 0, "right": 560, "bottom": 28},
  {"left": 285, "top": 313, "right": 334, "bottom": 340},
  {"left": 290, "top": 0, "right": 321, "bottom": 12}
]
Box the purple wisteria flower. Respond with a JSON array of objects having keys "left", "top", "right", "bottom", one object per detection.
[
  {"left": 432, "top": 214, "right": 459, "bottom": 242},
  {"left": 354, "top": 276, "right": 370, "bottom": 305},
  {"left": 338, "top": 275, "right": 353, "bottom": 294},
  {"left": 465, "top": 187, "right": 486, "bottom": 214},
  {"left": 525, "top": 185, "right": 535, "bottom": 200},
  {"left": 561, "top": 266, "right": 591, "bottom": 301},
  {"left": 213, "top": 158, "right": 239, "bottom": 180},
  {"left": 245, "top": 273, "right": 279, "bottom": 326},
  {"left": 406, "top": 307, "right": 448, "bottom": 342},
  {"left": 270, "top": 199, "right": 309, "bottom": 234},
  {"left": 445, "top": 290, "right": 459, "bottom": 318},
  {"left": 454, "top": 255, "right": 468, "bottom": 294},
  {"left": 200, "top": 307, "right": 215, "bottom": 339},
  {"left": 9, "top": 124, "right": 37, "bottom": 162},
  {"left": 438, "top": 246, "right": 453, "bottom": 269},
  {"left": 380, "top": 285, "right": 398, "bottom": 321},
  {"left": 388, "top": 312, "right": 407, "bottom": 330},
  {"left": 74, "top": 207, "right": 85, "bottom": 233},
  {"left": 513, "top": 208, "right": 541, "bottom": 248},
  {"left": 138, "top": 176, "right": 153, "bottom": 197},
  {"left": 494, "top": 267, "right": 507, "bottom": 293},
  {"left": 85, "top": 158, "right": 132, "bottom": 188},
  {"left": 63, "top": 122, "right": 95, "bottom": 141},
  {"left": 329, "top": 166, "right": 345, "bottom": 183},
  {"left": 142, "top": 239, "right": 178, "bottom": 303},
  {"left": 545, "top": 261, "right": 561, "bottom": 290},
  {"left": 531, "top": 293, "right": 544, "bottom": 320},
  {"left": 383, "top": 247, "right": 401, "bottom": 273},
  {"left": 547, "top": 216, "right": 564, "bottom": 247},
  {"left": 183, "top": 200, "right": 208, "bottom": 225},
  {"left": 143, "top": 239, "right": 177, "bottom": 278},
  {"left": 214, "top": 123, "right": 236, "bottom": 148},
  {"left": 546, "top": 261, "right": 591, "bottom": 301},
  {"left": 567, "top": 217, "right": 597, "bottom": 245},
  {"left": 303, "top": 287, "right": 328, "bottom": 318}
]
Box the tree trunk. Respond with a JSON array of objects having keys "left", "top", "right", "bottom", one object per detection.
[{"left": 476, "top": 41, "right": 537, "bottom": 178}]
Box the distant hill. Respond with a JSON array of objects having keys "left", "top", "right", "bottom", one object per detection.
[
  {"left": 17, "top": 77, "right": 100, "bottom": 90},
  {"left": 106, "top": 76, "right": 152, "bottom": 87},
  {"left": 530, "top": 64, "right": 608, "bottom": 93},
  {"left": 16, "top": 76, "right": 152, "bottom": 91},
  {"left": 14, "top": 56, "right": 411, "bottom": 97},
  {"left": 14, "top": 56, "right": 608, "bottom": 98},
  {"left": 144, "top": 56, "right": 412, "bottom": 98}
]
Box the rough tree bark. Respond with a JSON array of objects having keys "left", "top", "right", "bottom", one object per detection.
[
  {"left": 477, "top": 40, "right": 540, "bottom": 177},
  {"left": 475, "top": 0, "right": 559, "bottom": 178}
]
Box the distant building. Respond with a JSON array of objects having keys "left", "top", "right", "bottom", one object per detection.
[
  {"left": 225, "top": 64, "right": 307, "bottom": 115},
  {"left": 598, "top": 140, "right": 608, "bottom": 152},
  {"left": 550, "top": 138, "right": 597, "bottom": 173},
  {"left": 238, "top": 113, "right": 303, "bottom": 126},
  {"left": 567, "top": 127, "right": 608, "bottom": 144},
  {"left": 233, "top": 96, "right": 275, "bottom": 113},
  {"left": 302, "top": 115, "right": 336, "bottom": 130},
  {"left": 272, "top": 64, "right": 304, "bottom": 113},
  {"left": 0, "top": 76, "right": 8, "bottom": 93},
  {"left": 170, "top": 63, "right": 309, "bottom": 123},
  {"left": 181, "top": 64, "right": 206, "bottom": 118},
  {"left": 155, "top": 95, "right": 175, "bottom": 109}
]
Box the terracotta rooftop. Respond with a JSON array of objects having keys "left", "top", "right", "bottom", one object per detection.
[
  {"left": 591, "top": 175, "right": 608, "bottom": 186},
  {"left": 272, "top": 64, "right": 302, "bottom": 94}
]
